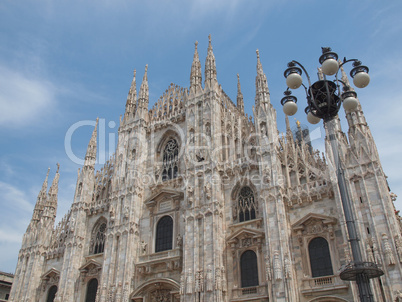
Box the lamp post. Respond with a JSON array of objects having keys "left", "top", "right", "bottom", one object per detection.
[{"left": 281, "top": 47, "right": 383, "bottom": 302}]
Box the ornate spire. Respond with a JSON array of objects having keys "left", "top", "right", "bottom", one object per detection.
[
  {"left": 48, "top": 163, "right": 60, "bottom": 197},
  {"left": 236, "top": 73, "right": 244, "bottom": 113},
  {"left": 256, "top": 49, "right": 264, "bottom": 76},
  {"left": 135, "top": 65, "right": 149, "bottom": 121},
  {"left": 190, "top": 41, "right": 202, "bottom": 94},
  {"left": 139, "top": 65, "right": 149, "bottom": 101},
  {"left": 84, "top": 118, "right": 98, "bottom": 169},
  {"left": 32, "top": 168, "right": 50, "bottom": 222},
  {"left": 43, "top": 163, "right": 60, "bottom": 220},
  {"left": 255, "top": 49, "right": 270, "bottom": 107},
  {"left": 204, "top": 34, "right": 217, "bottom": 89},
  {"left": 125, "top": 69, "right": 137, "bottom": 120}
]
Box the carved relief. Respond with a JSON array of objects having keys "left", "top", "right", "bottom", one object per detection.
[{"left": 150, "top": 289, "right": 171, "bottom": 302}]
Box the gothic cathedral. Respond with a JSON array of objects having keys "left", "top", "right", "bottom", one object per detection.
[{"left": 9, "top": 37, "right": 402, "bottom": 302}]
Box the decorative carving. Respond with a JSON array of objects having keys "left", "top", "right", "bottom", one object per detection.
[
  {"left": 195, "top": 269, "right": 204, "bottom": 292},
  {"left": 109, "top": 206, "right": 115, "bottom": 222},
  {"left": 394, "top": 235, "right": 402, "bottom": 262},
  {"left": 242, "top": 238, "right": 252, "bottom": 247},
  {"left": 150, "top": 289, "right": 171, "bottom": 302}
]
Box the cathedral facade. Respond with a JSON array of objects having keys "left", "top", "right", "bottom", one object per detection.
[{"left": 8, "top": 37, "right": 402, "bottom": 302}]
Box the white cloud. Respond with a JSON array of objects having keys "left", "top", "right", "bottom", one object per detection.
[
  {"left": 0, "top": 181, "right": 34, "bottom": 213},
  {"left": 0, "top": 65, "right": 55, "bottom": 129}
]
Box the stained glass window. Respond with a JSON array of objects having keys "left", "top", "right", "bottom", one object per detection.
[
  {"left": 92, "top": 222, "right": 106, "bottom": 254},
  {"left": 162, "top": 139, "right": 179, "bottom": 181},
  {"left": 238, "top": 186, "right": 256, "bottom": 222}
]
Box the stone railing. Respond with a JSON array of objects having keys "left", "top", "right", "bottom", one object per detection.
[
  {"left": 301, "top": 275, "right": 348, "bottom": 294},
  {"left": 138, "top": 248, "right": 181, "bottom": 264},
  {"left": 231, "top": 284, "right": 268, "bottom": 300}
]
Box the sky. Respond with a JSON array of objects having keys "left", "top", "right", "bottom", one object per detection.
[{"left": 1, "top": 0, "right": 402, "bottom": 273}]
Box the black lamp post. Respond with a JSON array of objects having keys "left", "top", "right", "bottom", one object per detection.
[{"left": 281, "top": 47, "right": 383, "bottom": 302}]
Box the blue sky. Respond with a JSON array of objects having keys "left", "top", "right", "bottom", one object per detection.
[{"left": 1, "top": 1, "right": 402, "bottom": 273}]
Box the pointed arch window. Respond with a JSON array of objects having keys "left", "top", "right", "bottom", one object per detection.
[
  {"left": 91, "top": 221, "right": 107, "bottom": 254},
  {"left": 155, "top": 216, "right": 173, "bottom": 252},
  {"left": 85, "top": 278, "right": 98, "bottom": 302},
  {"left": 309, "top": 237, "right": 333, "bottom": 277},
  {"left": 46, "top": 285, "right": 58, "bottom": 302},
  {"left": 240, "top": 250, "right": 259, "bottom": 288},
  {"left": 238, "top": 186, "right": 256, "bottom": 222},
  {"left": 162, "top": 139, "right": 179, "bottom": 181}
]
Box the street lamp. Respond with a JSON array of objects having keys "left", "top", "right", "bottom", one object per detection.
[{"left": 281, "top": 47, "right": 383, "bottom": 302}]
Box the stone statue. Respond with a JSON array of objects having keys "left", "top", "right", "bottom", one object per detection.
[
  {"left": 206, "top": 265, "right": 213, "bottom": 292},
  {"left": 140, "top": 241, "right": 147, "bottom": 255},
  {"left": 176, "top": 234, "right": 183, "bottom": 247},
  {"left": 265, "top": 256, "right": 272, "bottom": 281},
  {"left": 274, "top": 250, "right": 282, "bottom": 280},
  {"left": 186, "top": 269, "right": 193, "bottom": 294},
  {"left": 383, "top": 233, "right": 396, "bottom": 265},
  {"left": 221, "top": 266, "right": 227, "bottom": 292},
  {"left": 284, "top": 254, "right": 291, "bottom": 279},
  {"left": 180, "top": 273, "right": 185, "bottom": 295}
]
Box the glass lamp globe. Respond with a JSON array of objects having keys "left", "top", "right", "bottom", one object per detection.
[
  {"left": 321, "top": 58, "right": 339, "bottom": 76},
  {"left": 343, "top": 96, "right": 358, "bottom": 111},
  {"left": 283, "top": 101, "right": 298, "bottom": 116},
  {"left": 307, "top": 112, "right": 321, "bottom": 124},
  {"left": 286, "top": 73, "right": 302, "bottom": 89},
  {"left": 353, "top": 72, "right": 370, "bottom": 88}
]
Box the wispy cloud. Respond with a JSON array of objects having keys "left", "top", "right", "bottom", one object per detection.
[
  {"left": 0, "top": 181, "right": 34, "bottom": 213},
  {"left": 0, "top": 64, "right": 55, "bottom": 129}
]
